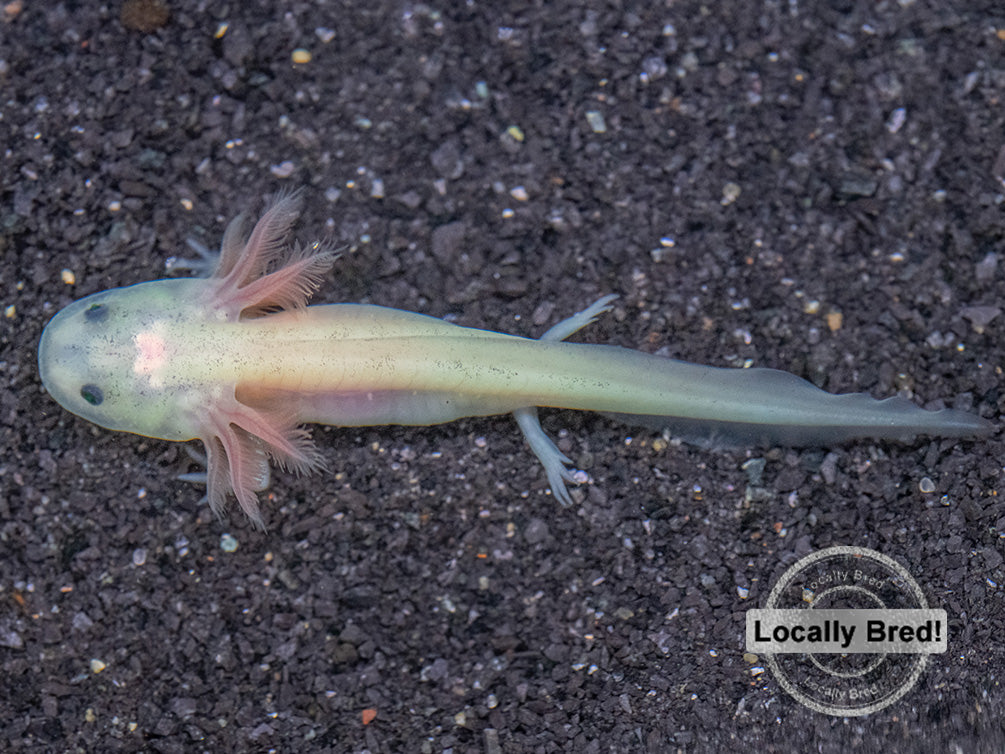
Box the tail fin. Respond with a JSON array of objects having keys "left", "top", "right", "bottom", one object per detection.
[{"left": 604, "top": 392, "right": 993, "bottom": 448}]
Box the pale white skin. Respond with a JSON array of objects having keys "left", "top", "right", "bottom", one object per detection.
[{"left": 38, "top": 192, "right": 992, "bottom": 527}]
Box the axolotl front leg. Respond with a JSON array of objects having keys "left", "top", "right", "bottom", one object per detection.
[{"left": 512, "top": 294, "right": 620, "bottom": 505}]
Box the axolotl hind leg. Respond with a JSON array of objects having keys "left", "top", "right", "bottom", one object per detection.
[{"left": 512, "top": 295, "right": 619, "bottom": 505}]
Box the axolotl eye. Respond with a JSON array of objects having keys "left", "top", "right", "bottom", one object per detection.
[
  {"left": 80, "top": 384, "right": 104, "bottom": 406},
  {"left": 84, "top": 302, "right": 109, "bottom": 322},
  {"left": 77, "top": 307, "right": 108, "bottom": 404}
]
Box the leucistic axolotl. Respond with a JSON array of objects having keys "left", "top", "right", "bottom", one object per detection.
[{"left": 38, "top": 192, "right": 992, "bottom": 528}]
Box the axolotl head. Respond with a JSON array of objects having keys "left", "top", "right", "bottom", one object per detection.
[{"left": 38, "top": 278, "right": 210, "bottom": 442}]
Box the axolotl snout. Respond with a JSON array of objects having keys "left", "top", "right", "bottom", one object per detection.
[{"left": 38, "top": 192, "right": 992, "bottom": 527}]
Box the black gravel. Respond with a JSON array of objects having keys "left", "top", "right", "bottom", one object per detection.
[{"left": 3, "top": 1, "right": 1005, "bottom": 751}]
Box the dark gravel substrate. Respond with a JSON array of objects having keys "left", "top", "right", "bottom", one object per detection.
[{"left": 3, "top": 1, "right": 1004, "bottom": 751}]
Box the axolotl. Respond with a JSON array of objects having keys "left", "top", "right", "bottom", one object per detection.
[{"left": 38, "top": 192, "right": 991, "bottom": 527}]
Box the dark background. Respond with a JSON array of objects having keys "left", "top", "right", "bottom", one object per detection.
[{"left": 2, "top": 0, "right": 1004, "bottom": 751}]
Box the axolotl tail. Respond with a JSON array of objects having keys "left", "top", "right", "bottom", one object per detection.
[
  {"left": 544, "top": 344, "right": 992, "bottom": 446},
  {"left": 493, "top": 340, "right": 993, "bottom": 447},
  {"left": 602, "top": 370, "right": 992, "bottom": 448}
]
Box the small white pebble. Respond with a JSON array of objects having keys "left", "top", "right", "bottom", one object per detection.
[
  {"left": 918, "top": 477, "right": 935, "bottom": 494},
  {"left": 60, "top": 269, "right": 76, "bottom": 285},
  {"left": 886, "top": 107, "right": 907, "bottom": 134},
  {"left": 220, "top": 533, "right": 239, "bottom": 553},
  {"left": 270, "top": 160, "right": 296, "bottom": 178},
  {"left": 132, "top": 548, "right": 147, "bottom": 567},
  {"left": 90, "top": 659, "right": 106, "bottom": 674},
  {"left": 585, "top": 110, "right": 606, "bottom": 133},
  {"left": 291, "top": 48, "right": 312, "bottom": 64},
  {"left": 721, "top": 182, "right": 741, "bottom": 206}
]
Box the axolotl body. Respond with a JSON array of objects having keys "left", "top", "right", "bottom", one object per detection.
[{"left": 38, "top": 193, "right": 991, "bottom": 527}]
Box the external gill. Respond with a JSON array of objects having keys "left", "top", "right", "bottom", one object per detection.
[{"left": 177, "top": 191, "right": 338, "bottom": 527}]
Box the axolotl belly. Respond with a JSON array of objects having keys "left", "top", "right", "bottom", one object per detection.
[{"left": 38, "top": 192, "right": 992, "bottom": 527}]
